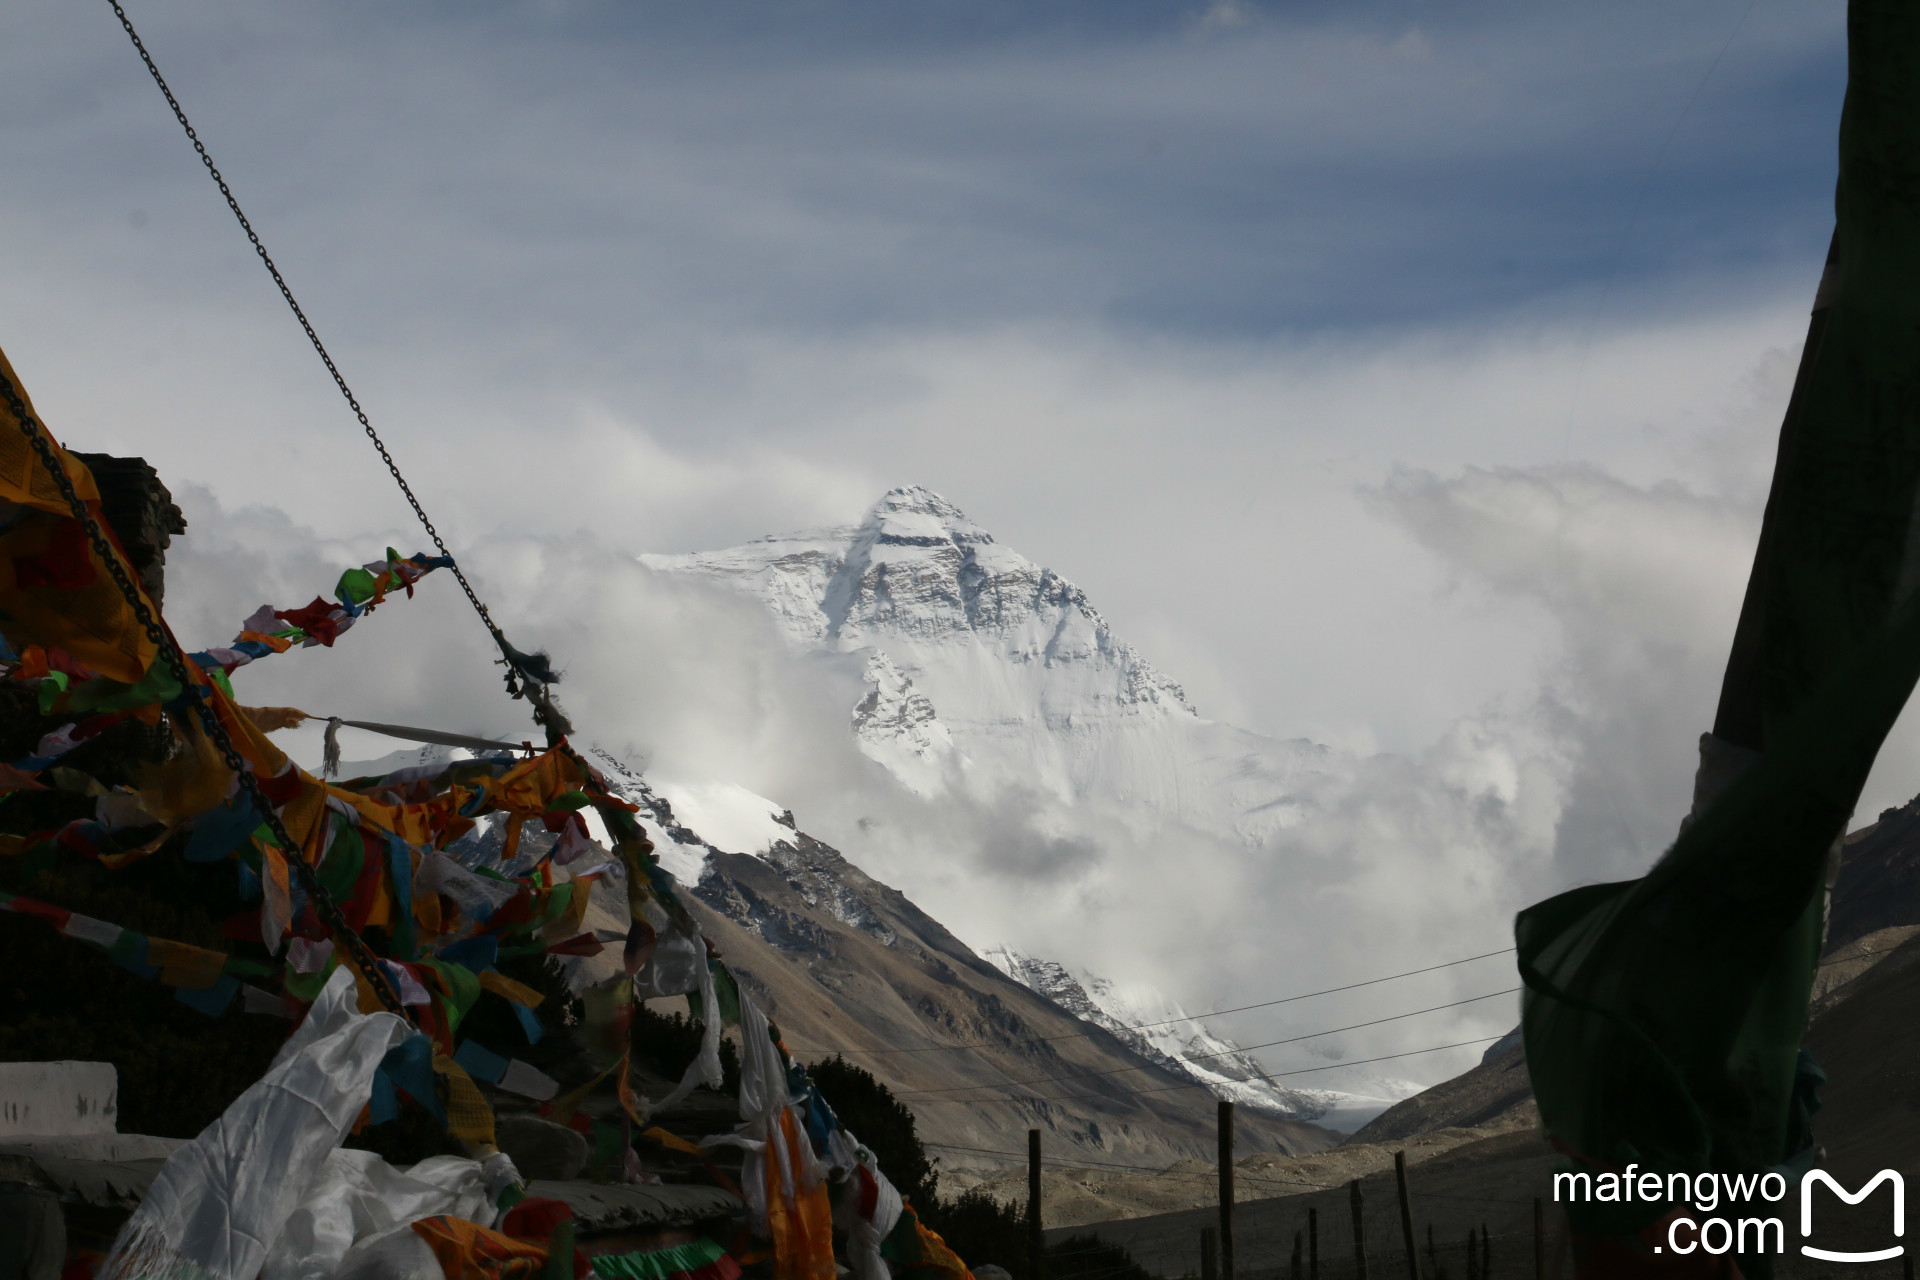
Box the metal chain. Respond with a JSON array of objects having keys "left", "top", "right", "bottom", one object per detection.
[
  {"left": 103, "top": 0, "right": 561, "bottom": 733},
  {"left": 0, "top": 370, "right": 411, "bottom": 1021}
]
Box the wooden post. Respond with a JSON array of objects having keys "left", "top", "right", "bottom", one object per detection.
[
  {"left": 1350, "top": 1180, "right": 1369, "bottom": 1280},
  {"left": 1202, "top": 1228, "right": 1219, "bottom": 1280},
  {"left": 1292, "top": 1232, "right": 1304, "bottom": 1280},
  {"left": 1309, "top": 1208, "right": 1320, "bottom": 1280},
  {"left": 1028, "top": 1129, "right": 1043, "bottom": 1280},
  {"left": 1394, "top": 1152, "right": 1421, "bottom": 1280},
  {"left": 1533, "top": 1200, "right": 1545, "bottom": 1280},
  {"left": 1219, "top": 1100, "right": 1236, "bottom": 1280}
]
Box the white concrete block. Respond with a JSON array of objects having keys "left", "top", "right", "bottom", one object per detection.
[{"left": 0, "top": 1061, "right": 117, "bottom": 1137}]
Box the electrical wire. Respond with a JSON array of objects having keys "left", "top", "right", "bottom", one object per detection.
[
  {"left": 808, "top": 948, "right": 1517, "bottom": 1060},
  {"left": 894, "top": 991, "right": 1519, "bottom": 1098},
  {"left": 914, "top": 1036, "right": 1506, "bottom": 1109}
]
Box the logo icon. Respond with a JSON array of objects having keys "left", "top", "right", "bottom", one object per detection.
[{"left": 1801, "top": 1170, "right": 1905, "bottom": 1262}]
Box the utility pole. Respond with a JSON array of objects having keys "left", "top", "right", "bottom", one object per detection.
[
  {"left": 1219, "top": 1100, "right": 1236, "bottom": 1280},
  {"left": 1350, "top": 1180, "right": 1369, "bottom": 1280},
  {"left": 1394, "top": 1152, "right": 1421, "bottom": 1280},
  {"left": 1028, "top": 1129, "right": 1043, "bottom": 1280}
]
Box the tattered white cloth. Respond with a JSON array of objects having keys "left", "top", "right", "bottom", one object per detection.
[
  {"left": 261, "top": 1149, "right": 498, "bottom": 1280},
  {"left": 103, "top": 968, "right": 410, "bottom": 1280}
]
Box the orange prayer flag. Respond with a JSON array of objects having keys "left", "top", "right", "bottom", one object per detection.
[
  {"left": 0, "top": 346, "right": 158, "bottom": 685},
  {"left": 411, "top": 1217, "right": 547, "bottom": 1280},
  {"left": 765, "top": 1109, "right": 836, "bottom": 1280}
]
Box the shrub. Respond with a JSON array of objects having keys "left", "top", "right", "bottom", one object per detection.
[{"left": 805, "top": 1056, "right": 1151, "bottom": 1280}]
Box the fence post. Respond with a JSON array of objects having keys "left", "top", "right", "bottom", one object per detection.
[
  {"left": 1219, "top": 1100, "right": 1236, "bottom": 1280},
  {"left": 1394, "top": 1152, "right": 1421, "bottom": 1280},
  {"left": 1202, "top": 1227, "right": 1219, "bottom": 1280},
  {"left": 1028, "top": 1129, "right": 1043, "bottom": 1280},
  {"left": 1350, "top": 1180, "right": 1369, "bottom": 1280},
  {"left": 1309, "top": 1207, "right": 1320, "bottom": 1280},
  {"left": 1533, "top": 1199, "right": 1544, "bottom": 1280}
]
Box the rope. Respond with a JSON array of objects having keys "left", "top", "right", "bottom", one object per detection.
[
  {"left": 102, "top": 0, "right": 571, "bottom": 743},
  {"left": 0, "top": 367, "right": 411, "bottom": 1022},
  {"left": 322, "top": 717, "right": 524, "bottom": 777}
]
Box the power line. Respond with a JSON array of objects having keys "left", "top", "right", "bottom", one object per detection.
[
  {"left": 809, "top": 948, "right": 1517, "bottom": 1060},
  {"left": 894, "top": 990, "right": 1518, "bottom": 1098},
  {"left": 916, "top": 1036, "right": 1505, "bottom": 1109},
  {"left": 915, "top": 941, "right": 1909, "bottom": 1109}
]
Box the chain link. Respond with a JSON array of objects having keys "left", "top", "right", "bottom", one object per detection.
[
  {"left": 104, "top": 0, "right": 565, "bottom": 736},
  {"left": 0, "top": 370, "right": 411, "bottom": 1021}
]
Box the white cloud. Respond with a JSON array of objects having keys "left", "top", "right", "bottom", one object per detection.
[
  {"left": 9, "top": 0, "right": 1871, "bottom": 1091},
  {"left": 139, "top": 294, "right": 1881, "bottom": 1092}
]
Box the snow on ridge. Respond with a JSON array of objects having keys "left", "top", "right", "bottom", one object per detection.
[
  {"left": 643, "top": 486, "right": 1192, "bottom": 713},
  {"left": 981, "top": 945, "right": 1417, "bottom": 1133},
  {"left": 649, "top": 779, "right": 794, "bottom": 860},
  {"left": 985, "top": 946, "right": 1330, "bottom": 1123}
]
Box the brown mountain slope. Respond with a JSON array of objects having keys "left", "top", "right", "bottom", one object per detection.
[
  {"left": 692, "top": 836, "right": 1336, "bottom": 1173},
  {"left": 573, "top": 813, "right": 1336, "bottom": 1176},
  {"left": 1345, "top": 1043, "right": 1536, "bottom": 1146}
]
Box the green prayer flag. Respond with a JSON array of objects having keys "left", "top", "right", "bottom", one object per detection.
[
  {"left": 420, "top": 958, "right": 482, "bottom": 1030},
  {"left": 1519, "top": 6, "right": 1920, "bottom": 1275}
]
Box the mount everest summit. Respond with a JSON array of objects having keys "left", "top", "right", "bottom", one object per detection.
[
  {"left": 641, "top": 485, "right": 1338, "bottom": 836},
  {"left": 638, "top": 486, "right": 1432, "bottom": 1129}
]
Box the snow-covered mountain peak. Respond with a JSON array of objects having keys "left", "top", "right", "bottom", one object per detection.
[
  {"left": 642, "top": 488, "right": 1239, "bottom": 807},
  {"left": 980, "top": 946, "right": 1409, "bottom": 1131},
  {"left": 647, "top": 488, "right": 1186, "bottom": 699},
  {"left": 862, "top": 485, "right": 992, "bottom": 549}
]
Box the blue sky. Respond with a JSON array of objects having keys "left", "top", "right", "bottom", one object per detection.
[{"left": 9, "top": 1, "right": 1842, "bottom": 346}]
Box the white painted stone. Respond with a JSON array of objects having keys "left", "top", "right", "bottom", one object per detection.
[{"left": 0, "top": 1061, "right": 117, "bottom": 1137}]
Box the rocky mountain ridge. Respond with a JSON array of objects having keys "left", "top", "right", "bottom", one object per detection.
[
  {"left": 565, "top": 746, "right": 1341, "bottom": 1173},
  {"left": 981, "top": 947, "right": 1411, "bottom": 1131}
]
